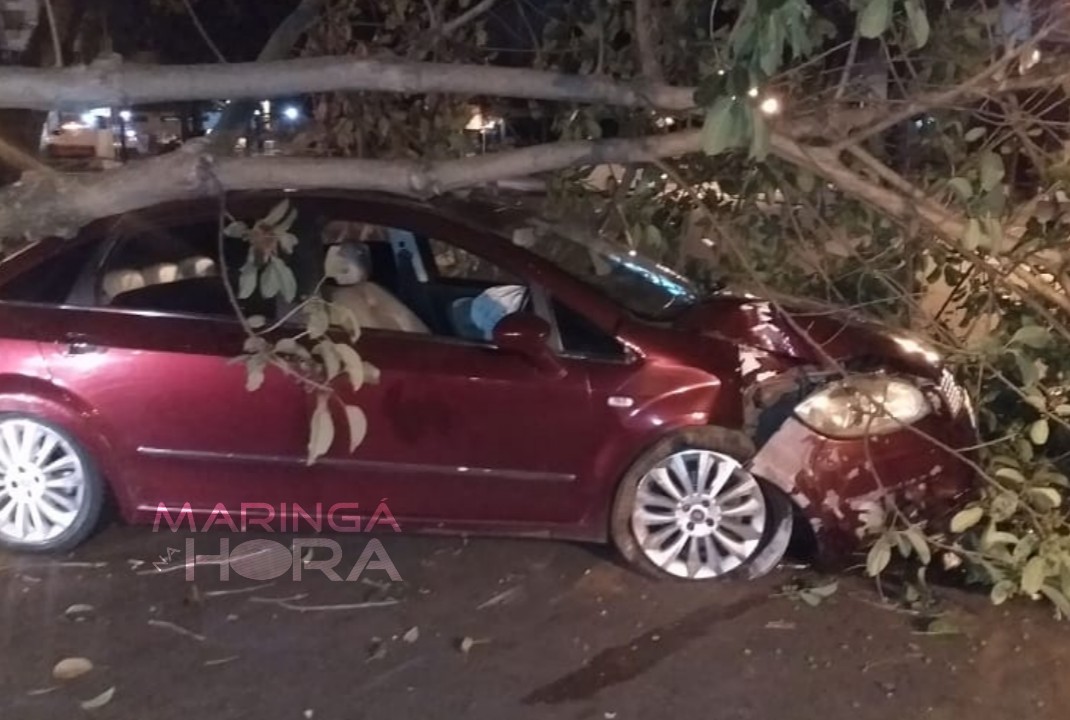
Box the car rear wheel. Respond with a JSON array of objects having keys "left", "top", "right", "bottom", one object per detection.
[
  {"left": 0, "top": 416, "right": 103, "bottom": 553},
  {"left": 611, "top": 430, "right": 792, "bottom": 581}
]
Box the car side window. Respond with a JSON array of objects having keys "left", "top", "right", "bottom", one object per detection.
[
  {"left": 428, "top": 239, "right": 518, "bottom": 285},
  {"left": 89, "top": 220, "right": 276, "bottom": 320},
  {"left": 0, "top": 240, "right": 99, "bottom": 305}
]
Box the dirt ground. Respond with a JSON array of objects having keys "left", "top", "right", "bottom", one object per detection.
[{"left": 1, "top": 525, "right": 1067, "bottom": 720}]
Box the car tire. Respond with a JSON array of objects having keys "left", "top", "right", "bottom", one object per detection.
[
  {"left": 610, "top": 427, "right": 793, "bottom": 581},
  {"left": 0, "top": 414, "right": 104, "bottom": 554}
]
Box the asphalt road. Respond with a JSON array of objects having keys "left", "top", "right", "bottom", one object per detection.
[{"left": 1, "top": 524, "right": 1067, "bottom": 720}]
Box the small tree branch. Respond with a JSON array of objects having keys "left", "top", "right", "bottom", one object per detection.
[
  {"left": 0, "top": 131, "right": 702, "bottom": 240},
  {"left": 441, "top": 0, "right": 498, "bottom": 38},
  {"left": 182, "top": 0, "right": 228, "bottom": 63},
  {"left": 633, "top": 0, "right": 662, "bottom": 82}
]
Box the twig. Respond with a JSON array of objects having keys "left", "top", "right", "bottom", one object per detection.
[
  {"left": 441, "top": 0, "right": 499, "bottom": 38},
  {"left": 634, "top": 0, "right": 662, "bottom": 82},
  {"left": 834, "top": 31, "right": 859, "bottom": 100},
  {"left": 148, "top": 619, "right": 206, "bottom": 642},
  {"left": 204, "top": 581, "right": 277, "bottom": 598},
  {"left": 41, "top": 0, "right": 63, "bottom": 67},
  {"left": 248, "top": 596, "right": 400, "bottom": 613}
]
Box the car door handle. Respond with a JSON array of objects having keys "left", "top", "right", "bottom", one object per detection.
[{"left": 64, "top": 333, "right": 104, "bottom": 355}]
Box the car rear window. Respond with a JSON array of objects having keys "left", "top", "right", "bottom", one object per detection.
[{"left": 0, "top": 240, "right": 98, "bottom": 305}]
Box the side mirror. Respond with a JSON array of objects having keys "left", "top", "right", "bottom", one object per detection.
[{"left": 492, "top": 312, "right": 565, "bottom": 376}]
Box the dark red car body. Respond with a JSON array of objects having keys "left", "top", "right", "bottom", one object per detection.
[{"left": 0, "top": 191, "right": 977, "bottom": 560}]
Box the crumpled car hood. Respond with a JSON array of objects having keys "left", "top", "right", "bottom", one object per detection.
[{"left": 674, "top": 295, "right": 942, "bottom": 379}]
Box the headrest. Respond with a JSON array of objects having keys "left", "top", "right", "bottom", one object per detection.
[
  {"left": 178, "top": 256, "right": 217, "bottom": 279},
  {"left": 142, "top": 263, "right": 180, "bottom": 285},
  {"left": 102, "top": 269, "right": 146, "bottom": 301}
]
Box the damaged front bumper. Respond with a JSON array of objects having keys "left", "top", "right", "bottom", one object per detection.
[{"left": 748, "top": 373, "right": 979, "bottom": 564}]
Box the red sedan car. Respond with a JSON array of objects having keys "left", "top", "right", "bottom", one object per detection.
[{"left": 0, "top": 190, "right": 977, "bottom": 580}]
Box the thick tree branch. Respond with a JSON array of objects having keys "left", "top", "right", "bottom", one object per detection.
[
  {"left": 0, "top": 131, "right": 702, "bottom": 239},
  {"left": 0, "top": 55, "right": 696, "bottom": 112}
]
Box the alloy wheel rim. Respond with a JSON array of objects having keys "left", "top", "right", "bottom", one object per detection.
[
  {"left": 631, "top": 449, "right": 767, "bottom": 579},
  {"left": 0, "top": 419, "right": 85, "bottom": 544}
]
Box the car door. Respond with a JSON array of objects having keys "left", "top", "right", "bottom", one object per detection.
[
  {"left": 26, "top": 207, "right": 318, "bottom": 524},
  {"left": 305, "top": 200, "right": 603, "bottom": 529}
]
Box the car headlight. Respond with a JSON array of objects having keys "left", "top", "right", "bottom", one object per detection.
[{"left": 794, "top": 375, "right": 931, "bottom": 438}]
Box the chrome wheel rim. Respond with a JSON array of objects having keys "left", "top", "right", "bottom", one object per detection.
[
  {"left": 0, "top": 419, "right": 85, "bottom": 544},
  {"left": 631, "top": 449, "right": 767, "bottom": 579}
]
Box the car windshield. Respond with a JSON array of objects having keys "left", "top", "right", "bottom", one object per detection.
[{"left": 514, "top": 220, "right": 700, "bottom": 320}]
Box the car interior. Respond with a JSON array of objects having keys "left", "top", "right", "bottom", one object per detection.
[{"left": 2, "top": 200, "right": 626, "bottom": 360}]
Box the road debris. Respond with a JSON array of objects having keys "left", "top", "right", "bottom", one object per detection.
[
  {"left": 249, "top": 594, "right": 400, "bottom": 613},
  {"left": 52, "top": 657, "right": 93, "bottom": 681},
  {"left": 80, "top": 686, "right": 116, "bottom": 710},
  {"left": 477, "top": 586, "right": 522, "bottom": 610},
  {"left": 64, "top": 604, "right": 95, "bottom": 621},
  {"left": 402, "top": 626, "right": 419, "bottom": 643},
  {"left": 147, "top": 619, "right": 206, "bottom": 642}
]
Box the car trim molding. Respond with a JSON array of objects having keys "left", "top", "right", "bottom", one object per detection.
[{"left": 136, "top": 446, "right": 577, "bottom": 483}]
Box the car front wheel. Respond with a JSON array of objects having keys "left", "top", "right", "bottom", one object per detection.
[
  {"left": 0, "top": 415, "right": 103, "bottom": 553},
  {"left": 611, "top": 430, "right": 792, "bottom": 581}
]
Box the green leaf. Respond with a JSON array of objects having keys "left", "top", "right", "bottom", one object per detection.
[
  {"left": 950, "top": 506, "right": 984, "bottom": 533},
  {"left": 1055, "top": 404, "right": 1070, "bottom": 416},
  {"left": 1030, "top": 418, "right": 1050, "bottom": 446},
  {"left": 964, "top": 126, "right": 987, "bottom": 142},
  {"left": 749, "top": 110, "right": 770, "bottom": 160},
  {"left": 702, "top": 97, "right": 744, "bottom": 156},
  {"left": 223, "top": 221, "right": 249, "bottom": 238},
  {"left": 963, "top": 218, "right": 983, "bottom": 251},
  {"left": 315, "top": 341, "right": 341, "bottom": 381},
  {"left": 238, "top": 262, "right": 258, "bottom": 300},
  {"left": 990, "top": 579, "right": 1015, "bottom": 605},
  {"left": 1022, "top": 556, "right": 1047, "bottom": 596},
  {"left": 980, "top": 151, "right": 1005, "bottom": 192},
  {"left": 947, "top": 177, "right": 973, "bottom": 202},
  {"left": 903, "top": 0, "right": 930, "bottom": 48},
  {"left": 1040, "top": 586, "right": 1070, "bottom": 619},
  {"left": 307, "top": 392, "right": 334, "bottom": 464},
  {"left": 866, "top": 536, "right": 892, "bottom": 576},
  {"left": 344, "top": 404, "right": 368, "bottom": 451},
  {"left": 334, "top": 343, "right": 366, "bottom": 392},
  {"left": 759, "top": 15, "right": 785, "bottom": 76},
  {"left": 796, "top": 171, "right": 815, "bottom": 193},
  {"left": 858, "top": 0, "right": 892, "bottom": 38},
  {"left": 306, "top": 301, "right": 330, "bottom": 339},
  {"left": 1026, "top": 487, "right": 1062, "bottom": 510},
  {"left": 263, "top": 199, "right": 290, "bottom": 227},
  {"left": 274, "top": 259, "right": 298, "bottom": 303},
  {"left": 990, "top": 491, "right": 1019, "bottom": 522},
  {"left": 1011, "top": 325, "right": 1050, "bottom": 348},
  {"left": 244, "top": 355, "right": 266, "bottom": 392},
  {"left": 694, "top": 73, "right": 727, "bottom": 108},
  {"left": 260, "top": 262, "right": 281, "bottom": 298},
  {"left": 904, "top": 527, "right": 931, "bottom": 565}
]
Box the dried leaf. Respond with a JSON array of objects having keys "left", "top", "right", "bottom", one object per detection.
[
  {"left": 53, "top": 657, "right": 93, "bottom": 681},
  {"left": 344, "top": 405, "right": 368, "bottom": 451},
  {"left": 80, "top": 686, "right": 115, "bottom": 711},
  {"left": 950, "top": 506, "right": 983, "bottom": 533},
  {"left": 307, "top": 393, "right": 335, "bottom": 463},
  {"left": 334, "top": 344, "right": 365, "bottom": 392},
  {"left": 402, "top": 626, "right": 419, "bottom": 643}
]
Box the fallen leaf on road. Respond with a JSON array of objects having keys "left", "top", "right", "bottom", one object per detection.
[
  {"left": 147, "top": 619, "right": 206, "bottom": 642},
  {"left": 403, "top": 626, "right": 419, "bottom": 643},
  {"left": 457, "top": 636, "right": 490, "bottom": 654},
  {"left": 52, "top": 657, "right": 93, "bottom": 681},
  {"left": 64, "top": 604, "right": 95, "bottom": 621},
  {"left": 80, "top": 686, "right": 115, "bottom": 710},
  {"left": 476, "top": 586, "right": 522, "bottom": 610}
]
